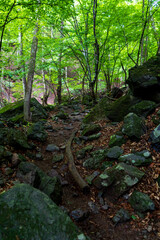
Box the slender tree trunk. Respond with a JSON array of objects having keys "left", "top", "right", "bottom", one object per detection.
[
  {"left": 0, "top": 0, "right": 16, "bottom": 53},
  {"left": 57, "top": 22, "right": 63, "bottom": 105},
  {"left": 104, "top": 70, "right": 111, "bottom": 93},
  {"left": 24, "top": 24, "right": 39, "bottom": 121},
  {"left": 90, "top": 0, "right": 99, "bottom": 102},
  {"left": 19, "top": 26, "right": 26, "bottom": 94}
]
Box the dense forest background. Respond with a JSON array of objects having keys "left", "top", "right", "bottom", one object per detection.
[{"left": 0, "top": 0, "right": 160, "bottom": 113}]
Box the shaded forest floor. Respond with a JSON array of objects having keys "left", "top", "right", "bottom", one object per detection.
[{"left": 1, "top": 104, "right": 160, "bottom": 240}]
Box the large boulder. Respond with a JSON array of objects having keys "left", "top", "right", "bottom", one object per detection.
[
  {"left": 81, "top": 124, "right": 101, "bottom": 136},
  {"left": 126, "top": 55, "right": 160, "bottom": 102},
  {"left": 0, "top": 98, "right": 48, "bottom": 123},
  {"left": 122, "top": 113, "right": 146, "bottom": 139},
  {"left": 0, "top": 184, "right": 88, "bottom": 240},
  {"left": 83, "top": 149, "right": 108, "bottom": 169},
  {"left": 119, "top": 150, "right": 152, "bottom": 167},
  {"left": 129, "top": 191, "right": 155, "bottom": 213},
  {"left": 83, "top": 95, "right": 139, "bottom": 123},
  {"left": 93, "top": 163, "right": 144, "bottom": 199},
  {"left": 27, "top": 121, "right": 48, "bottom": 142},
  {"left": 7, "top": 128, "right": 31, "bottom": 149},
  {"left": 17, "top": 162, "right": 62, "bottom": 204},
  {"left": 129, "top": 100, "right": 156, "bottom": 117}
]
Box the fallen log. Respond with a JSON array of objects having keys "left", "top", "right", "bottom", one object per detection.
[{"left": 66, "top": 131, "right": 90, "bottom": 194}]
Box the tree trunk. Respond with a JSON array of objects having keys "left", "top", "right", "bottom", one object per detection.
[
  {"left": 19, "top": 26, "right": 26, "bottom": 94},
  {"left": 24, "top": 24, "right": 39, "bottom": 121},
  {"left": 57, "top": 22, "right": 63, "bottom": 105}
]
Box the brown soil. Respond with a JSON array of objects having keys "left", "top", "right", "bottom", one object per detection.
[{"left": 1, "top": 104, "right": 160, "bottom": 240}]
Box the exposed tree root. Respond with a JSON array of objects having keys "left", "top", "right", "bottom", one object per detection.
[{"left": 66, "top": 131, "right": 90, "bottom": 194}]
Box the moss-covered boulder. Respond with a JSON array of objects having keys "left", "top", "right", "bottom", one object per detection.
[
  {"left": 83, "top": 95, "right": 139, "bottom": 123},
  {"left": 126, "top": 55, "right": 160, "bottom": 102},
  {"left": 55, "top": 111, "right": 69, "bottom": 120},
  {"left": 106, "top": 146, "right": 123, "bottom": 159},
  {"left": 76, "top": 145, "right": 93, "bottom": 159},
  {"left": 0, "top": 184, "right": 89, "bottom": 240},
  {"left": 129, "top": 191, "right": 155, "bottom": 213},
  {"left": 0, "top": 128, "right": 8, "bottom": 145},
  {"left": 17, "top": 162, "right": 62, "bottom": 204},
  {"left": 81, "top": 124, "right": 101, "bottom": 136},
  {"left": 122, "top": 113, "right": 146, "bottom": 139},
  {"left": 109, "top": 133, "right": 126, "bottom": 147},
  {"left": 0, "top": 98, "right": 48, "bottom": 123},
  {"left": 7, "top": 128, "right": 31, "bottom": 149},
  {"left": 27, "top": 121, "right": 48, "bottom": 142},
  {"left": 83, "top": 149, "right": 108, "bottom": 169},
  {"left": 0, "top": 146, "right": 12, "bottom": 163},
  {"left": 93, "top": 163, "right": 144, "bottom": 199},
  {"left": 129, "top": 100, "right": 156, "bottom": 117},
  {"left": 119, "top": 150, "right": 152, "bottom": 166}
]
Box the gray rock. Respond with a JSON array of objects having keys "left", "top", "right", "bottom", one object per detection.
[
  {"left": 119, "top": 150, "right": 152, "bottom": 166},
  {"left": 106, "top": 146, "right": 123, "bottom": 159},
  {"left": 70, "top": 209, "right": 89, "bottom": 222},
  {"left": 122, "top": 113, "right": 146, "bottom": 139},
  {"left": 93, "top": 163, "right": 144, "bottom": 199},
  {"left": 112, "top": 208, "right": 131, "bottom": 224},
  {"left": 150, "top": 124, "right": 160, "bottom": 144},
  {"left": 86, "top": 171, "right": 100, "bottom": 184},
  {"left": 129, "top": 191, "right": 155, "bottom": 212},
  {"left": 88, "top": 201, "right": 99, "bottom": 214},
  {"left": 46, "top": 144, "right": 59, "bottom": 152},
  {"left": 17, "top": 162, "right": 62, "bottom": 204},
  {"left": 0, "top": 184, "right": 88, "bottom": 240},
  {"left": 35, "top": 153, "right": 43, "bottom": 160}
]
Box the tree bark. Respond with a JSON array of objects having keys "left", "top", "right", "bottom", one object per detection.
[
  {"left": 66, "top": 131, "right": 90, "bottom": 194},
  {"left": 19, "top": 26, "right": 26, "bottom": 94},
  {"left": 57, "top": 22, "right": 63, "bottom": 105},
  {"left": 24, "top": 24, "right": 39, "bottom": 121}
]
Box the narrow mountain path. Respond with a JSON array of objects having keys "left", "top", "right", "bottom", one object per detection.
[{"left": 30, "top": 104, "right": 159, "bottom": 240}]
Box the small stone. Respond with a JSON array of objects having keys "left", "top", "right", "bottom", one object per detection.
[
  {"left": 102, "top": 204, "right": 109, "bottom": 210},
  {"left": 70, "top": 209, "right": 89, "bottom": 222},
  {"left": 147, "top": 226, "right": 152, "bottom": 232},
  {"left": 86, "top": 171, "right": 100, "bottom": 184},
  {"left": 46, "top": 144, "right": 59, "bottom": 152},
  {"left": 35, "top": 153, "right": 43, "bottom": 160},
  {"left": 106, "top": 146, "right": 123, "bottom": 159},
  {"left": 112, "top": 208, "right": 131, "bottom": 224},
  {"left": 88, "top": 201, "right": 99, "bottom": 214}
]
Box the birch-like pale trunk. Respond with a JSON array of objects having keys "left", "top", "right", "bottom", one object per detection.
[
  {"left": 19, "top": 26, "right": 26, "bottom": 94},
  {"left": 24, "top": 24, "right": 39, "bottom": 121}
]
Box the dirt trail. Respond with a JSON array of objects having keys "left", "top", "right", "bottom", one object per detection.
[{"left": 31, "top": 105, "right": 158, "bottom": 240}]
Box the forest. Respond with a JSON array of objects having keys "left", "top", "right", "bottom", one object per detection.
[{"left": 0, "top": 0, "right": 160, "bottom": 240}]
